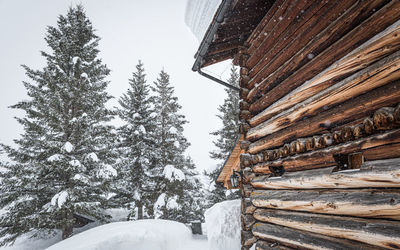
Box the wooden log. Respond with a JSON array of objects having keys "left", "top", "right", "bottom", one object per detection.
[
  {"left": 255, "top": 240, "right": 294, "bottom": 250},
  {"left": 363, "top": 143, "right": 400, "bottom": 161},
  {"left": 321, "top": 134, "right": 333, "bottom": 147},
  {"left": 242, "top": 198, "right": 256, "bottom": 215},
  {"left": 243, "top": 167, "right": 256, "bottom": 185},
  {"left": 312, "top": 136, "right": 323, "bottom": 149},
  {"left": 249, "top": 17, "right": 400, "bottom": 127},
  {"left": 247, "top": 0, "right": 327, "bottom": 73},
  {"left": 252, "top": 222, "right": 376, "bottom": 250},
  {"left": 248, "top": 81, "right": 400, "bottom": 154},
  {"left": 254, "top": 209, "right": 400, "bottom": 249},
  {"left": 251, "top": 188, "right": 400, "bottom": 220},
  {"left": 240, "top": 140, "right": 251, "bottom": 150},
  {"left": 252, "top": 129, "right": 400, "bottom": 173},
  {"left": 241, "top": 154, "right": 253, "bottom": 167},
  {"left": 240, "top": 110, "right": 252, "bottom": 121},
  {"left": 251, "top": 158, "right": 400, "bottom": 190},
  {"left": 240, "top": 122, "right": 251, "bottom": 134},
  {"left": 240, "top": 101, "right": 250, "bottom": 111},
  {"left": 303, "top": 138, "right": 313, "bottom": 152},
  {"left": 240, "top": 88, "right": 249, "bottom": 100},
  {"left": 247, "top": 49, "right": 400, "bottom": 141},
  {"left": 242, "top": 184, "right": 253, "bottom": 198},
  {"left": 242, "top": 214, "right": 256, "bottom": 231},
  {"left": 248, "top": 1, "right": 398, "bottom": 112},
  {"left": 394, "top": 104, "right": 400, "bottom": 124},
  {"left": 242, "top": 230, "right": 257, "bottom": 247},
  {"left": 247, "top": 0, "right": 355, "bottom": 85},
  {"left": 281, "top": 144, "right": 289, "bottom": 157},
  {"left": 373, "top": 107, "right": 395, "bottom": 130},
  {"left": 332, "top": 130, "right": 342, "bottom": 144}
]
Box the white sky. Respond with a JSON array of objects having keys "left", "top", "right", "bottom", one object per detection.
[{"left": 0, "top": 0, "right": 232, "bottom": 173}]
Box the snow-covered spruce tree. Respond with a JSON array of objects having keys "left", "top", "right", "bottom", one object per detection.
[
  {"left": 114, "top": 61, "right": 155, "bottom": 220},
  {"left": 151, "top": 70, "right": 203, "bottom": 223},
  {"left": 0, "top": 6, "right": 116, "bottom": 244},
  {"left": 207, "top": 64, "right": 240, "bottom": 205}
]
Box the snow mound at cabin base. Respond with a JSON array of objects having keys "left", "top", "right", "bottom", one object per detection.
[{"left": 46, "top": 219, "right": 193, "bottom": 250}]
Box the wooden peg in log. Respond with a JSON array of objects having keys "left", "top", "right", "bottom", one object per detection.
[
  {"left": 321, "top": 134, "right": 333, "bottom": 147},
  {"left": 332, "top": 130, "right": 342, "bottom": 144},
  {"left": 296, "top": 139, "right": 307, "bottom": 153},
  {"left": 312, "top": 136, "right": 323, "bottom": 149},
  {"left": 340, "top": 126, "right": 353, "bottom": 142},
  {"left": 289, "top": 141, "right": 297, "bottom": 155},
  {"left": 374, "top": 107, "right": 395, "bottom": 130},
  {"left": 304, "top": 138, "right": 314, "bottom": 151},
  {"left": 352, "top": 124, "right": 364, "bottom": 138},
  {"left": 282, "top": 144, "right": 290, "bottom": 157},
  {"left": 363, "top": 118, "right": 374, "bottom": 134}
]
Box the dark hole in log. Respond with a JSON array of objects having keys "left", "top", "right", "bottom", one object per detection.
[
  {"left": 269, "top": 166, "right": 285, "bottom": 177},
  {"left": 333, "top": 152, "right": 363, "bottom": 171}
]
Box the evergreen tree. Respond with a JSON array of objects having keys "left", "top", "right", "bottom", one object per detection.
[
  {"left": 151, "top": 70, "right": 203, "bottom": 223},
  {"left": 207, "top": 64, "right": 240, "bottom": 205},
  {"left": 114, "top": 61, "right": 155, "bottom": 220},
  {"left": 0, "top": 6, "right": 116, "bottom": 245}
]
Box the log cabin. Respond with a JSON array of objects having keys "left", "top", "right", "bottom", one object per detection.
[{"left": 189, "top": 0, "right": 400, "bottom": 249}]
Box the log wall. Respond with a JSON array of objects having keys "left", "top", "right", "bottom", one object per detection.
[{"left": 236, "top": 1, "right": 400, "bottom": 249}]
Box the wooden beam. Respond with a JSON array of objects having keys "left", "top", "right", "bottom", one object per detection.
[
  {"left": 248, "top": 81, "right": 400, "bottom": 154},
  {"left": 252, "top": 222, "right": 376, "bottom": 250},
  {"left": 252, "top": 158, "right": 400, "bottom": 189},
  {"left": 255, "top": 240, "right": 293, "bottom": 250},
  {"left": 248, "top": 0, "right": 398, "bottom": 112},
  {"left": 249, "top": 21, "right": 400, "bottom": 127},
  {"left": 252, "top": 129, "right": 400, "bottom": 173},
  {"left": 254, "top": 209, "right": 400, "bottom": 249},
  {"left": 251, "top": 188, "right": 400, "bottom": 220}
]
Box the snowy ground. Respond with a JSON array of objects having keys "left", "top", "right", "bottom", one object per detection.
[
  {"left": 0, "top": 220, "right": 208, "bottom": 250},
  {"left": 0, "top": 200, "right": 241, "bottom": 250}
]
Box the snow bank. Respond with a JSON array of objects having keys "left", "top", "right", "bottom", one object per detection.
[
  {"left": 205, "top": 199, "right": 241, "bottom": 250},
  {"left": 185, "top": 0, "right": 222, "bottom": 41},
  {"left": 46, "top": 220, "right": 192, "bottom": 250}
]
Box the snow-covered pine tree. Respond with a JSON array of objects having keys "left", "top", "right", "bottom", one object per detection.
[
  {"left": 151, "top": 70, "right": 203, "bottom": 223},
  {"left": 0, "top": 5, "right": 116, "bottom": 244},
  {"left": 207, "top": 64, "right": 240, "bottom": 205},
  {"left": 114, "top": 61, "right": 155, "bottom": 220}
]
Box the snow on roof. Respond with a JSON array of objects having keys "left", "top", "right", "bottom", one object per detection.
[
  {"left": 46, "top": 220, "right": 193, "bottom": 250},
  {"left": 184, "top": 0, "right": 222, "bottom": 42}
]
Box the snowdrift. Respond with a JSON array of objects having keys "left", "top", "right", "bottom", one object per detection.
[
  {"left": 46, "top": 219, "right": 192, "bottom": 250},
  {"left": 205, "top": 199, "right": 241, "bottom": 250}
]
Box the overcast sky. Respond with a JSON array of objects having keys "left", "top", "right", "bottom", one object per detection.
[{"left": 0, "top": 0, "right": 232, "bottom": 173}]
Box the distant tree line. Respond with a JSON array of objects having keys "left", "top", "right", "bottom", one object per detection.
[{"left": 0, "top": 4, "right": 239, "bottom": 246}]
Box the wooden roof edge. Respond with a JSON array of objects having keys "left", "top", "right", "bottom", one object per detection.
[{"left": 216, "top": 134, "right": 244, "bottom": 184}]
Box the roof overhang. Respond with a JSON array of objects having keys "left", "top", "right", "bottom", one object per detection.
[
  {"left": 192, "top": 0, "right": 274, "bottom": 71},
  {"left": 216, "top": 135, "right": 244, "bottom": 189}
]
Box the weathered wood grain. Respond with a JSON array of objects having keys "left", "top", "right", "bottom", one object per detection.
[
  {"left": 249, "top": 19, "right": 400, "bottom": 127},
  {"left": 248, "top": 81, "right": 400, "bottom": 154},
  {"left": 247, "top": 0, "right": 330, "bottom": 78},
  {"left": 254, "top": 209, "right": 400, "bottom": 249},
  {"left": 252, "top": 222, "right": 377, "bottom": 250},
  {"left": 252, "top": 158, "right": 400, "bottom": 189},
  {"left": 248, "top": 0, "right": 399, "bottom": 112},
  {"left": 251, "top": 188, "right": 400, "bottom": 220},
  {"left": 255, "top": 240, "right": 294, "bottom": 250},
  {"left": 247, "top": 0, "right": 360, "bottom": 88},
  {"left": 247, "top": 49, "right": 400, "bottom": 140}
]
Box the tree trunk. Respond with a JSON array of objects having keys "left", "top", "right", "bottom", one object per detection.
[
  {"left": 137, "top": 202, "right": 143, "bottom": 220},
  {"left": 62, "top": 212, "right": 74, "bottom": 240}
]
